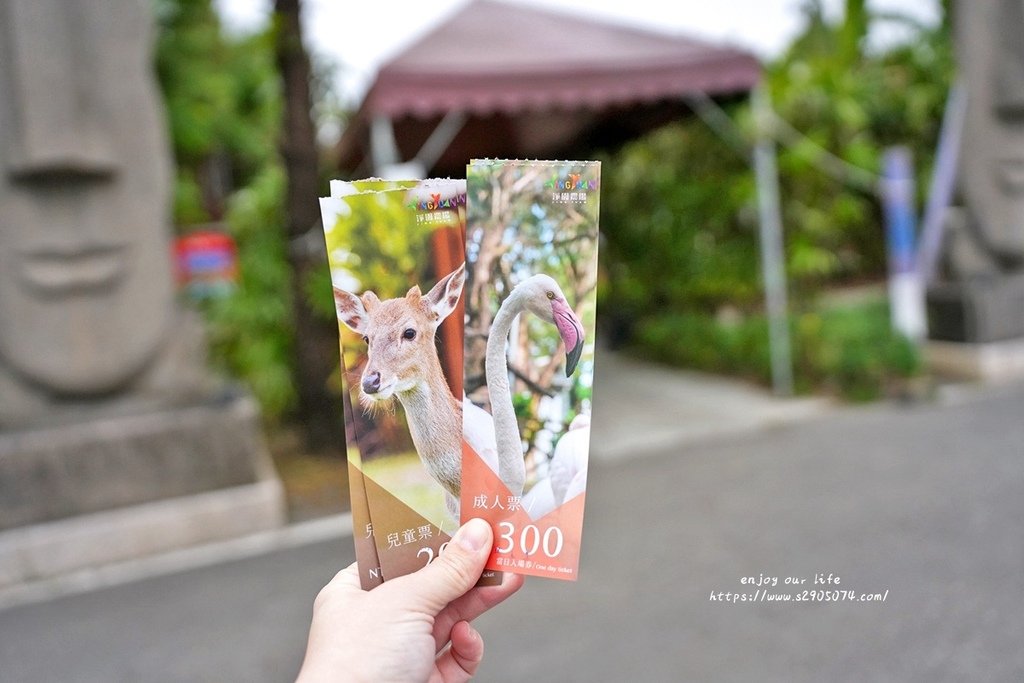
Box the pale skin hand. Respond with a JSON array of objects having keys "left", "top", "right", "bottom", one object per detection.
[{"left": 297, "top": 518, "right": 524, "bottom": 683}]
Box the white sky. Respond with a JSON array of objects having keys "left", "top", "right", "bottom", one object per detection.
[{"left": 214, "top": 0, "right": 941, "bottom": 106}]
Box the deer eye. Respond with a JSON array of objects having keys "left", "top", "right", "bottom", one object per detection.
[
  {"left": 402, "top": 328, "right": 416, "bottom": 340},
  {"left": 546, "top": 291, "right": 555, "bottom": 300}
]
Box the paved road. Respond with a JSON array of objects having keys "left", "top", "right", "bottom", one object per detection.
[{"left": 2, "top": 383, "right": 1022, "bottom": 682}]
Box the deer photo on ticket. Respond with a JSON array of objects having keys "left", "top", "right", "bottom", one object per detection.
[
  {"left": 321, "top": 179, "right": 499, "bottom": 586},
  {"left": 461, "top": 160, "right": 600, "bottom": 581}
]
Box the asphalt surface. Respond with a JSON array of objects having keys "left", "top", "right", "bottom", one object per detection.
[{"left": 1, "top": 382, "right": 1022, "bottom": 682}]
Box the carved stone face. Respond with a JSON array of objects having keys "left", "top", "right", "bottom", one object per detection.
[
  {"left": 0, "top": 0, "right": 173, "bottom": 395},
  {"left": 959, "top": 0, "right": 1024, "bottom": 264}
]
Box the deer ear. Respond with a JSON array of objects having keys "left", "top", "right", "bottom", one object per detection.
[
  {"left": 334, "top": 287, "right": 370, "bottom": 334},
  {"left": 361, "top": 291, "right": 380, "bottom": 312},
  {"left": 425, "top": 262, "right": 466, "bottom": 329}
]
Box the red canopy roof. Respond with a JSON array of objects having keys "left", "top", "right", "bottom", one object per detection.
[
  {"left": 338, "top": 0, "right": 761, "bottom": 175},
  {"left": 363, "top": 0, "right": 761, "bottom": 118}
]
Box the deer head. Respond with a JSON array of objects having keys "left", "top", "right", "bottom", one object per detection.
[{"left": 334, "top": 263, "right": 466, "bottom": 405}]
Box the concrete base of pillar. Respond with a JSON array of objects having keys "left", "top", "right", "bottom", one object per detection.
[
  {"left": 0, "top": 479, "right": 285, "bottom": 588},
  {"left": 925, "top": 337, "right": 1024, "bottom": 382}
]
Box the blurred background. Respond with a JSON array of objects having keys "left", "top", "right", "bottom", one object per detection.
[{"left": 1, "top": 0, "right": 1022, "bottom": 680}]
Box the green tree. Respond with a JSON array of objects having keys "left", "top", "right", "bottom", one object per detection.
[
  {"left": 600, "top": 0, "right": 950, "bottom": 399},
  {"left": 156, "top": 0, "right": 346, "bottom": 446},
  {"left": 155, "top": 0, "right": 281, "bottom": 222},
  {"left": 273, "top": 0, "right": 343, "bottom": 450},
  {"left": 154, "top": 0, "right": 302, "bottom": 423},
  {"left": 766, "top": 0, "right": 953, "bottom": 293}
]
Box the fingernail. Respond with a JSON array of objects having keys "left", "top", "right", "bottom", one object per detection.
[{"left": 454, "top": 518, "right": 489, "bottom": 552}]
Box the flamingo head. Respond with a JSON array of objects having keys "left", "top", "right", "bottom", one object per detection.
[{"left": 518, "top": 274, "right": 585, "bottom": 376}]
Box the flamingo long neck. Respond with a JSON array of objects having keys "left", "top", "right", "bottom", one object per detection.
[{"left": 486, "top": 287, "right": 528, "bottom": 496}]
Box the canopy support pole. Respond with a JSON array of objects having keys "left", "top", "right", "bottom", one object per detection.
[
  {"left": 413, "top": 111, "right": 467, "bottom": 172},
  {"left": 370, "top": 115, "right": 400, "bottom": 173},
  {"left": 753, "top": 85, "right": 794, "bottom": 397}
]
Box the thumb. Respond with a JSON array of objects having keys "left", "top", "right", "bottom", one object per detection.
[{"left": 391, "top": 518, "right": 493, "bottom": 613}]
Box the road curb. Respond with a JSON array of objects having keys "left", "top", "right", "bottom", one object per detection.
[{"left": 0, "top": 513, "right": 353, "bottom": 612}]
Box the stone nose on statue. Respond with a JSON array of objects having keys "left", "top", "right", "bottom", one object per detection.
[
  {"left": 362, "top": 371, "right": 381, "bottom": 394},
  {"left": 4, "top": 0, "right": 119, "bottom": 182}
]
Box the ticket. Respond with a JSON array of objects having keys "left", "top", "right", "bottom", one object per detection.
[
  {"left": 322, "top": 179, "right": 500, "bottom": 586},
  {"left": 460, "top": 160, "right": 601, "bottom": 581}
]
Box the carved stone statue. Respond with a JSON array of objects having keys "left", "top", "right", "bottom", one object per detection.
[
  {"left": 0, "top": 0, "right": 283, "bottom": 580},
  {"left": 928, "top": 0, "right": 1024, "bottom": 342},
  {"left": 0, "top": 0, "right": 206, "bottom": 424}
]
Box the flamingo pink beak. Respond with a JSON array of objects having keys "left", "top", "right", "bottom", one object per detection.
[{"left": 551, "top": 298, "right": 584, "bottom": 376}]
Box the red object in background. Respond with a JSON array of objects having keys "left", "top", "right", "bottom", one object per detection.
[{"left": 173, "top": 230, "right": 239, "bottom": 299}]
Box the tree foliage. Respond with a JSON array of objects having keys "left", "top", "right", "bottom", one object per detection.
[
  {"left": 154, "top": 0, "right": 297, "bottom": 418},
  {"left": 766, "top": 0, "right": 953, "bottom": 291},
  {"left": 273, "top": 0, "right": 345, "bottom": 450},
  {"left": 155, "top": 0, "right": 282, "bottom": 222},
  {"left": 600, "top": 0, "right": 951, "bottom": 399},
  {"left": 324, "top": 194, "right": 431, "bottom": 297}
]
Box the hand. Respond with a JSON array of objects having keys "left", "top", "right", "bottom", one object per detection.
[{"left": 297, "top": 518, "right": 525, "bottom": 683}]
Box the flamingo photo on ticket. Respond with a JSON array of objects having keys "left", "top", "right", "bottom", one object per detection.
[{"left": 461, "top": 159, "right": 600, "bottom": 581}]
